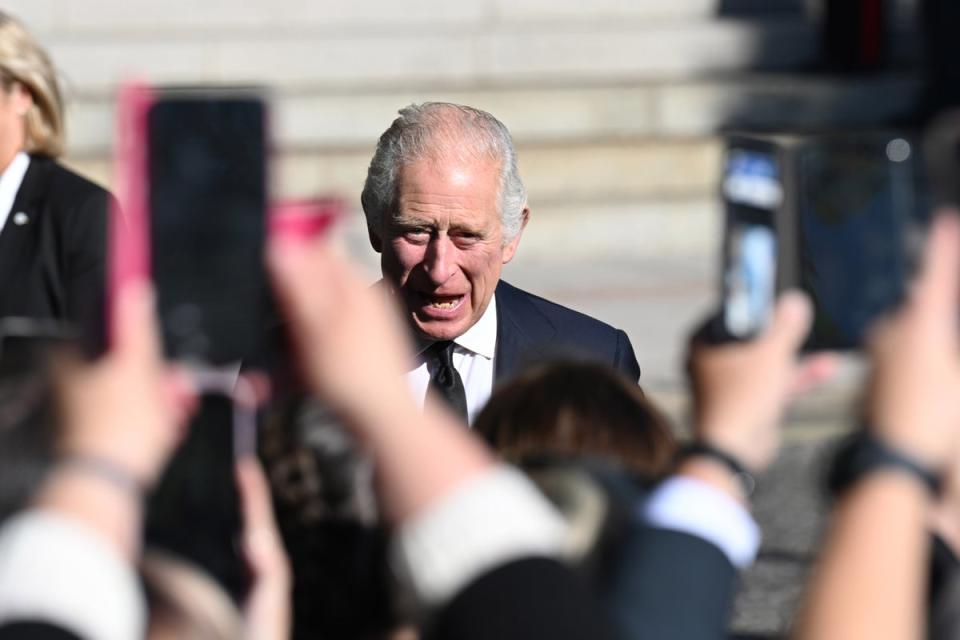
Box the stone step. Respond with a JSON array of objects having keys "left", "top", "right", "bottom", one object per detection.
[
  {"left": 65, "top": 136, "right": 723, "bottom": 206},
  {"left": 63, "top": 73, "right": 921, "bottom": 157},
  {"left": 14, "top": 0, "right": 806, "bottom": 37},
  {"left": 14, "top": 15, "right": 820, "bottom": 96},
  {"left": 65, "top": 145, "right": 719, "bottom": 267}
]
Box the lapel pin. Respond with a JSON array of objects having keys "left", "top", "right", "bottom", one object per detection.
[{"left": 12, "top": 212, "right": 28, "bottom": 226}]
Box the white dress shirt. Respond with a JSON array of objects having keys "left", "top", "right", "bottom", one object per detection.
[
  {"left": 644, "top": 476, "right": 761, "bottom": 568},
  {"left": 0, "top": 152, "right": 30, "bottom": 234},
  {"left": 406, "top": 294, "right": 498, "bottom": 425}
]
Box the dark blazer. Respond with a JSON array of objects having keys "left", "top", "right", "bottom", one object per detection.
[
  {"left": 426, "top": 530, "right": 737, "bottom": 640},
  {"left": 494, "top": 280, "right": 641, "bottom": 383},
  {"left": 604, "top": 527, "right": 738, "bottom": 640},
  {"left": 427, "top": 557, "right": 617, "bottom": 640},
  {"left": 0, "top": 156, "right": 109, "bottom": 352}
]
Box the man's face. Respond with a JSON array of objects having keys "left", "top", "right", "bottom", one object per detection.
[{"left": 371, "top": 156, "right": 525, "bottom": 341}]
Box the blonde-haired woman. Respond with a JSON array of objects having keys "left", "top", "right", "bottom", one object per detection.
[{"left": 0, "top": 12, "right": 108, "bottom": 352}]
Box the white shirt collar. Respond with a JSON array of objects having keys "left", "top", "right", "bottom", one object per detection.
[
  {"left": 413, "top": 293, "right": 498, "bottom": 361},
  {"left": 453, "top": 293, "right": 497, "bottom": 360},
  {"left": 0, "top": 152, "right": 30, "bottom": 233}
]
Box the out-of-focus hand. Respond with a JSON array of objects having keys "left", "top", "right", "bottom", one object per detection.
[
  {"left": 267, "top": 237, "right": 414, "bottom": 428},
  {"left": 866, "top": 212, "right": 960, "bottom": 470},
  {"left": 237, "top": 457, "right": 291, "bottom": 640},
  {"left": 688, "top": 291, "right": 834, "bottom": 473},
  {"left": 55, "top": 282, "right": 195, "bottom": 486}
]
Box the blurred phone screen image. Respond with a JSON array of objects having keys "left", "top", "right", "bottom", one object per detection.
[
  {"left": 724, "top": 224, "right": 777, "bottom": 338},
  {"left": 720, "top": 145, "right": 782, "bottom": 339}
]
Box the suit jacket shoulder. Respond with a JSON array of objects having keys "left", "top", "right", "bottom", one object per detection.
[
  {"left": 494, "top": 280, "right": 641, "bottom": 382},
  {"left": 23, "top": 156, "right": 108, "bottom": 205}
]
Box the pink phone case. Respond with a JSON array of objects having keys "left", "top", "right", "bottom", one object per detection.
[{"left": 107, "top": 81, "right": 154, "bottom": 346}]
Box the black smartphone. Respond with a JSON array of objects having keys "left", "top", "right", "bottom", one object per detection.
[
  {"left": 145, "top": 392, "right": 249, "bottom": 603},
  {"left": 147, "top": 88, "right": 269, "bottom": 365},
  {"left": 795, "top": 133, "right": 927, "bottom": 350},
  {"left": 715, "top": 138, "right": 782, "bottom": 341}
]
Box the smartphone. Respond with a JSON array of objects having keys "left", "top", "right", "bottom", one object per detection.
[
  {"left": 716, "top": 132, "right": 928, "bottom": 350},
  {"left": 147, "top": 88, "right": 269, "bottom": 365},
  {"left": 144, "top": 392, "right": 249, "bottom": 603},
  {"left": 716, "top": 138, "right": 783, "bottom": 341},
  {"left": 795, "top": 133, "right": 927, "bottom": 350}
]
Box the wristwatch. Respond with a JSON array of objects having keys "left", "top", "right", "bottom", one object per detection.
[
  {"left": 826, "top": 430, "right": 941, "bottom": 498},
  {"left": 675, "top": 442, "right": 757, "bottom": 497}
]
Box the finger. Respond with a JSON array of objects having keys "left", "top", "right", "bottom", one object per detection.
[
  {"left": 764, "top": 289, "right": 813, "bottom": 353},
  {"left": 162, "top": 366, "right": 199, "bottom": 429},
  {"left": 236, "top": 457, "right": 281, "bottom": 543},
  {"left": 112, "top": 280, "right": 162, "bottom": 364},
  {"left": 914, "top": 212, "right": 960, "bottom": 319},
  {"left": 788, "top": 352, "right": 839, "bottom": 397}
]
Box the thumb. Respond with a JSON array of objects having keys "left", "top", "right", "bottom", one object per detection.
[{"left": 764, "top": 289, "right": 813, "bottom": 354}]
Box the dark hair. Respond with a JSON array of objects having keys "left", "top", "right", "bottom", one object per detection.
[{"left": 475, "top": 361, "right": 677, "bottom": 481}]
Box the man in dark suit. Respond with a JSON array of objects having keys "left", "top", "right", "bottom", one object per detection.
[{"left": 362, "top": 102, "right": 640, "bottom": 423}]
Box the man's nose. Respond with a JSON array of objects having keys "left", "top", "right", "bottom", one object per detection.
[{"left": 423, "top": 235, "right": 455, "bottom": 285}]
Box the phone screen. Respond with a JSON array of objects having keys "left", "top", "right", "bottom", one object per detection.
[
  {"left": 147, "top": 92, "right": 267, "bottom": 365},
  {"left": 797, "top": 135, "right": 926, "bottom": 350},
  {"left": 720, "top": 145, "right": 781, "bottom": 339}
]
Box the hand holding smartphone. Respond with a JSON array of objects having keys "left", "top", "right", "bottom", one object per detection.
[{"left": 110, "top": 84, "right": 272, "bottom": 602}]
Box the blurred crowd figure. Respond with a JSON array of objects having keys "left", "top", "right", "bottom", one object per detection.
[{"left": 2, "top": 8, "right": 960, "bottom": 640}]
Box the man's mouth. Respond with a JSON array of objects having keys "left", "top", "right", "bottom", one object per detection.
[
  {"left": 427, "top": 294, "right": 463, "bottom": 310},
  {"left": 417, "top": 293, "right": 465, "bottom": 314}
]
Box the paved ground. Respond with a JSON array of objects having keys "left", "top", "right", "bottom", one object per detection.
[{"left": 502, "top": 252, "right": 864, "bottom": 639}]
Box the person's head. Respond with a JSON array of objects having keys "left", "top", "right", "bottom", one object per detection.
[
  {"left": 361, "top": 102, "right": 529, "bottom": 341},
  {"left": 475, "top": 360, "right": 677, "bottom": 480},
  {"left": 0, "top": 12, "right": 63, "bottom": 160},
  {"left": 143, "top": 550, "right": 244, "bottom": 640}
]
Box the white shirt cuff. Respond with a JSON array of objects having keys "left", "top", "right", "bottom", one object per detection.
[
  {"left": 642, "top": 476, "right": 761, "bottom": 569},
  {"left": 391, "top": 465, "right": 567, "bottom": 612},
  {"left": 0, "top": 510, "right": 146, "bottom": 640}
]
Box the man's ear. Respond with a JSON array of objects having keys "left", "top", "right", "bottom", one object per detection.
[
  {"left": 367, "top": 224, "right": 383, "bottom": 254},
  {"left": 501, "top": 205, "right": 530, "bottom": 264}
]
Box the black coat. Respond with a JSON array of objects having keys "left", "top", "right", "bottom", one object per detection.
[{"left": 0, "top": 156, "right": 109, "bottom": 352}]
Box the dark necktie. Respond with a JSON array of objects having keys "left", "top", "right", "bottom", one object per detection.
[{"left": 427, "top": 341, "right": 468, "bottom": 423}]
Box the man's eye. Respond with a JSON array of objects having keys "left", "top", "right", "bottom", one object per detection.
[
  {"left": 403, "top": 228, "right": 430, "bottom": 241},
  {"left": 452, "top": 232, "right": 481, "bottom": 246}
]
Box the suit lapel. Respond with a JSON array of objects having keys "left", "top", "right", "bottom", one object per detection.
[
  {"left": 494, "top": 280, "right": 557, "bottom": 381},
  {"left": 0, "top": 157, "right": 49, "bottom": 309}
]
